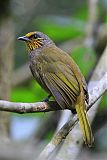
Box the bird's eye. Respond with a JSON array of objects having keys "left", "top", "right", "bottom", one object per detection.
[
  {"left": 29, "top": 34, "right": 38, "bottom": 39},
  {"left": 34, "top": 33, "right": 41, "bottom": 39},
  {"left": 29, "top": 33, "right": 42, "bottom": 39},
  {"left": 33, "top": 34, "right": 37, "bottom": 39}
]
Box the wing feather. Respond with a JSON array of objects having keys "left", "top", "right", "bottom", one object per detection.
[
  {"left": 43, "top": 68, "right": 79, "bottom": 109},
  {"left": 44, "top": 73, "right": 69, "bottom": 109},
  {"left": 38, "top": 55, "right": 80, "bottom": 109}
]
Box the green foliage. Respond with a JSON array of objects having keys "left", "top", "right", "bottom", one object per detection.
[
  {"left": 70, "top": 46, "right": 96, "bottom": 77},
  {"left": 34, "top": 16, "right": 85, "bottom": 42},
  {"left": 73, "top": 6, "right": 88, "bottom": 20},
  {"left": 11, "top": 87, "right": 36, "bottom": 102},
  {"left": 30, "top": 80, "right": 48, "bottom": 101},
  {"left": 11, "top": 82, "right": 48, "bottom": 103},
  {"left": 45, "top": 129, "right": 55, "bottom": 142},
  {"left": 11, "top": 81, "right": 48, "bottom": 116},
  {"left": 11, "top": 85, "right": 47, "bottom": 117}
]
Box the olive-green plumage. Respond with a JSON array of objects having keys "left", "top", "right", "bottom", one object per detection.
[{"left": 18, "top": 31, "right": 94, "bottom": 146}]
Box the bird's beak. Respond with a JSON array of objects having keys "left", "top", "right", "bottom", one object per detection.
[{"left": 17, "top": 36, "right": 30, "bottom": 42}]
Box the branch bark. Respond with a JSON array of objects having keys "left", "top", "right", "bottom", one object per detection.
[
  {"left": 54, "top": 46, "right": 107, "bottom": 160},
  {"left": 37, "top": 45, "right": 107, "bottom": 160},
  {"left": 0, "top": 72, "right": 106, "bottom": 160},
  {"left": 0, "top": 31, "right": 107, "bottom": 160},
  {"left": 38, "top": 74, "right": 107, "bottom": 160},
  {"left": 0, "top": 101, "right": 60, "bottom": 113},
  {"left": 0, "top": 71, "right": 106, "bottom": 114}
]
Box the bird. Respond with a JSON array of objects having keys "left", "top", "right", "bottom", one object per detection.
[{"left": 18, "top": 31, "right": 94, "bottom": 146}]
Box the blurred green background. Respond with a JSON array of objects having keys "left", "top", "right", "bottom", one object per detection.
[{"left": 0, "top": 0, "right": 107, "bottom": 158}]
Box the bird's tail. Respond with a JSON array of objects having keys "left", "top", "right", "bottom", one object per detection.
[{"left": 75, "top": 102, "right": 94, "bottom": 147}]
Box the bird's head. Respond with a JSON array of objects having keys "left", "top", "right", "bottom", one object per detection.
[{"left": 18, "top": 31, "right": 53, "bottom": 52}]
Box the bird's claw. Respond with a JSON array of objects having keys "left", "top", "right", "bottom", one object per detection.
[{"left": 42, "top": 94, "right": 51, "bottom": 102}]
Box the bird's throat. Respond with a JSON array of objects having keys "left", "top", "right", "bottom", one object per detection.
[{"left": 26, "top": 39, "right": 44, "bottom": 52}]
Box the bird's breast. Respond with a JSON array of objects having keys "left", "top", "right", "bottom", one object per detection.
[{"left": 29, "top": 55, "right": 50, "bottom": 92}]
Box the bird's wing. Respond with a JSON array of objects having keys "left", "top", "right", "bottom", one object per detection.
[{"left": 42, "top": 61, "right": 80, "bottom": 109}]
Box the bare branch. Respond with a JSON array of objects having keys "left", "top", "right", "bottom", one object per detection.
[
  {"left": 54, "top": 46, "right": 107, "bottom": 160},
  {"left": 0, "top": 101, "right": 61, "bottom": 113},
  {"left": 38, "top": 46, "right": 107, "bottom": 160},
  {"left": 88, "top": 73, "right": 107, "bottom": 110},
  {"left": 0, "top": 61, "right": 106, "bottom": 160},
  {"left": 38, "top": 73, "right": 107, "bottom": 160},
  {"left": 0, "top": 71, "right": 106, "bottom": 160},
  {"left": 0, "top": 72, "right": 107, "bottom": 114}
]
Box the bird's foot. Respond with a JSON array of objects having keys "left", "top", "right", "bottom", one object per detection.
[{"left": 42, "top": 94, "right": 51, "bottom": 102}]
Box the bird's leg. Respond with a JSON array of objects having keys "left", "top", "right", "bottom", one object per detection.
[
  {"left": 71, "top": 109, "right": 76, "bottom": 114},
  {"left": 42, "top": 94, "right": 52, "bottom": 102}
]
